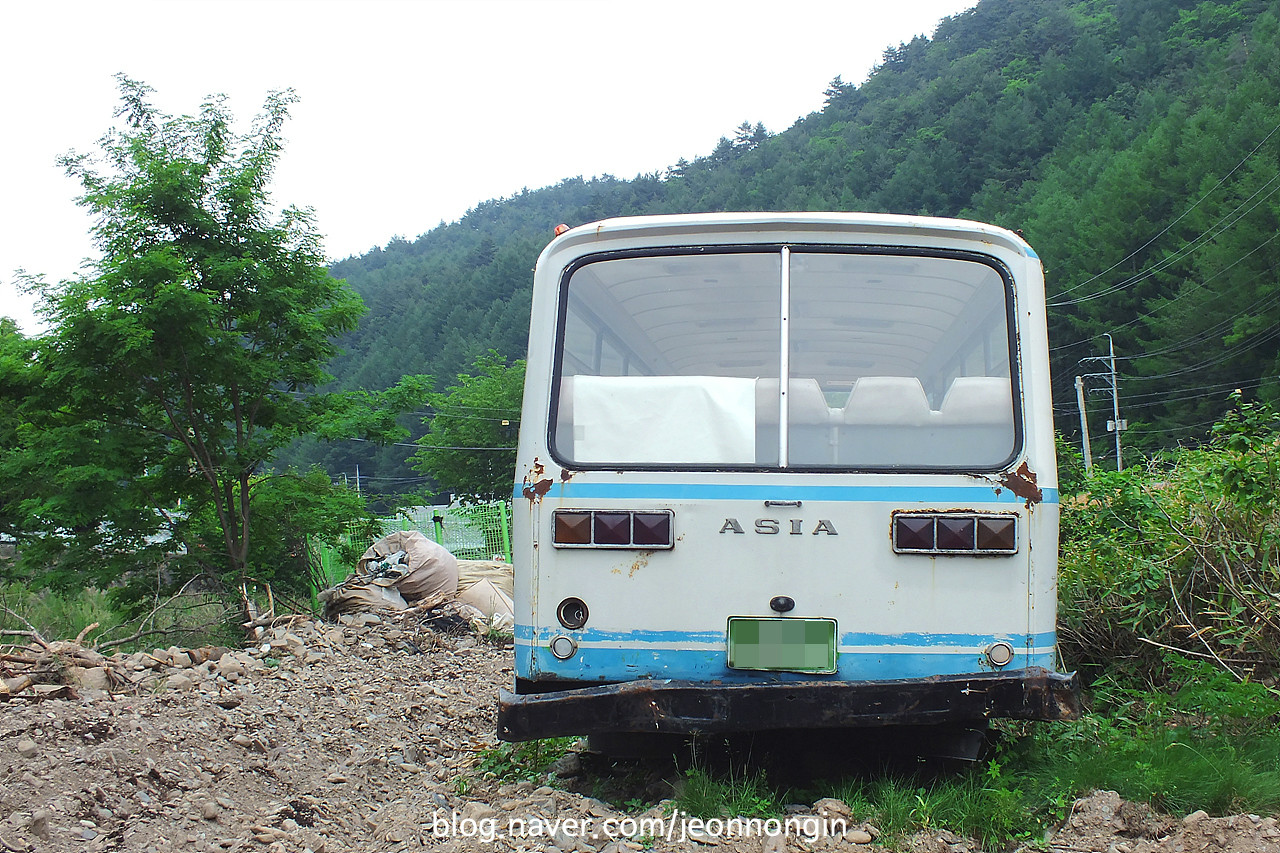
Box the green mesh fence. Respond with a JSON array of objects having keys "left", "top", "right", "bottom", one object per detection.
[{"left": 311, "top": 501, "right": 512, "bottom": 587}]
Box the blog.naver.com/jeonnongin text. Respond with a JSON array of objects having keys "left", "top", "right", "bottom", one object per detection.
[{"left": 429, "top": 809, "right": 850, "bottom": 844}]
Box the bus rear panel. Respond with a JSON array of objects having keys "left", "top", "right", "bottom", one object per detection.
[{"left": 499, "top": 213, "right": 1079, "bottom": 742}]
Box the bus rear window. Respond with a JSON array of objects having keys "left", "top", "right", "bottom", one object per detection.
[{"left": 552, "top": 248, "right": 1017, "bottom": 470}]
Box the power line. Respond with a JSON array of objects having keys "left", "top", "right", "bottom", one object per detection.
[
  {"left": 1047, "top": 171, "right": 1280, "bottom": 308},
  {"left": 1047, "top": 115, "right": 1280, "bottom": 303},
  {"left": 340, "top": 436, "right": 516, "bottom": 451},
  {"left": 1050, "top": 234, "right": 1280, "bottom": 357}
]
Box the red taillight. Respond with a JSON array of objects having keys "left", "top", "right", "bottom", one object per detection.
[
  {"left": 977, "top": 516, "right": 1018, "bottom": 551},
  {"left": 593, "top": 512, "right": 631, "bottom": 545},
  {"left": 553, "top": 511, "right": 591, "bottom": 545},
  {"left": 552, "top": 509, "right": 674, "bottom": 549},
  {"left": 893, "top": 512, "right": 1017, "bottom": 555}
]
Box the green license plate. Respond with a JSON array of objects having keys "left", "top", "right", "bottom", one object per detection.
[{"left": 727, "top": 617, "right": 837, "bottom": 673}]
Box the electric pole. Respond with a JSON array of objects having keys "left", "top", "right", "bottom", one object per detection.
[
  {"left": 1074, "top": 375, "right": 1093, "bottom": 473},
  {"left": 1082, "top": 334, "right": 1126, "bottom": 472}
]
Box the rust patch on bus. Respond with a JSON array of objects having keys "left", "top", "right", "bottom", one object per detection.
[
  {"left": 999, "top": 462, "right": 1042, "bottom": 506},
  {"left": 522, "top": 458, "right": 553, "bottom": 503},
  {"left": 560, "top": 468, "right": 574, "bottom": 483},
  {"left": 629, "top": 551, "right": 651, "bottom": 578},
  {"left": 523, "top": 479, "right": 554, "bottom": 502}
]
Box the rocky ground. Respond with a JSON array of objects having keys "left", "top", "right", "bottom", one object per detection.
[{"left": 3, "top": 611, "right": 1279, "bottom": 853}]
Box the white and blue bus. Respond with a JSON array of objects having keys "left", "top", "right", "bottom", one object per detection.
[{"left": 498, "top": 213, "right": 1079, "bottom": 743}]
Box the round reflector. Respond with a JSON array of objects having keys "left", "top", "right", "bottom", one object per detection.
[{"left": 986, "top": 641, "right": 1015, "bottom": 667}]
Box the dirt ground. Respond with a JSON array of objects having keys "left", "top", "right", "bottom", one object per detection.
[{"left": 3, "top": 611, "right": 1279, "bottom": 853}]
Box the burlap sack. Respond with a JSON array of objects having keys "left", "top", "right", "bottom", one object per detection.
[
  {"left": 457, "top": 578, "right": 514, "bottom": 619},
  {"left": 457, "top": 578, "right": 515, "bottom": 634},
  {"left": 318, "top": 581, "right": 408, "bottom": 616},
  {"left": 456, "top": 560, "right": 515, "bottom": 599},
  {"left": 358, "top": 530, "right": 459, "bottom": 602}
]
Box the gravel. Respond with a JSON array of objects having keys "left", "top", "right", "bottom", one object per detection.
[{"left": 3, "top": 613, "right": 1278, "bottom": 852}]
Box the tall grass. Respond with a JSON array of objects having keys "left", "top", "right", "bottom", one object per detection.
[
  {"left": 0, "top": 582, "right": 239, "bottom": 651},
  {"left": 0, "top": 583, "right": 123, "bottom": 644}
]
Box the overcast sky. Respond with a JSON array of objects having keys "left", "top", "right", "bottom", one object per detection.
[{"left": 1, "top": 0, "right": 977, "bottom": 333}]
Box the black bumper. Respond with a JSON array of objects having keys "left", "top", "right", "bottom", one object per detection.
[{"left": 498, "top": 668, "right": 1080, "bottom": 741}]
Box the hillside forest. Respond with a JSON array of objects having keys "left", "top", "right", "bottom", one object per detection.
[{"left": 277, "top": 0, "right": 1280, "bottom": 499}]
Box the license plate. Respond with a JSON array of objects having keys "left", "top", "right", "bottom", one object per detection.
[{"left": 727, "top": 617, "right": 837, "bottom": 673}]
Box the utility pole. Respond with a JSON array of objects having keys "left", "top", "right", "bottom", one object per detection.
[
  {"left": 1082, "top": 334, "right": 1126, "bottom": 471},
  {"left": 1074, "top": 375, "right": 1093, "bottom": 473},
  {"left": 1104, "top": 333, "right": 1125, "bottom": 471}
]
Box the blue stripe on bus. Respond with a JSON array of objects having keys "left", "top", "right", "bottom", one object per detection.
[
  {"left": 520, "top": 646, "right": 1058, "bottom": 682},
  {"left": 514, "top": 624, "right": 1057, "bottom": 649},
  {"left": 512, "top": 482, "right": 1059, "bottom": 504}
]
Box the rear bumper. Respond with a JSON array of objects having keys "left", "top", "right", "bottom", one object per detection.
[{"left": 498, "top": 667, "right": 1080, "bottom": 741}]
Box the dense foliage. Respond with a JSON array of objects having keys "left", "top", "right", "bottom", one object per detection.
[
  {"left": 1058, "top": 391, "right": 1280, "bottom": 685},
  {"left": 410, "top": 352, "right": 524, "bottom": 503},
  {"left": 279, "top": 0, "right": 1280, "bottom": 489},
  {"left": 0, "top": 79, "right": 425, "bottom": 602}
]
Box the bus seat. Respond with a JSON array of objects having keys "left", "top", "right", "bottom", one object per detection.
[
  {"left": 754, "top": 378, "right": 832, "bottom": 424},
  {"left": 837, "top": 377, "right": 933, "bottom": 466},
  {"left": 841, "top": 377, "right": 933, "bottom": 425},
  {"left": 937, "top": 376, "right": 1012, "bottom": 424},
  {"left": 553, "top": 375, "right": 575, "bottom": 457},
  {"left": 930, "top": 376, "right": 1016, "bottom": 466},
  {"left": 756, "top": 378, "right": 836, "bottom": 464}
]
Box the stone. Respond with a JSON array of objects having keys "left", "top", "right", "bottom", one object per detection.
[
  {"left": 845, "top": 829, "right": 874, "bottom": 844},
  {"left": 16, "top": 739, "right": 38, "bottom": 759},
  {"left": 761, "top": 835, "right": 787, "bottom": 853},
  {"left": 71, "top": 666, "right": 112, "bottom": 691},
  {"left": 166, "top": 673, "right": 194, "bottom": 691},
  {"left": 1183, "top": 810, "right": 1209, "bottom": 826},
  {"left": 552, "top": 829, "right": 579, "bottom": 850},
  {"left": 460, "top": 801, "right": 499, "bottom": 823},
  {"left": 550, "top": 752, "right": 582, "bottom": 778},
  {"left": 30, "top": 808, "right": 51, "bottom": 839},
  {"left": 216, "top": 657, "right": 246, "bottom": 680},
  {"left": 201, "top": 800, "right": 220, "bottom": 820},
  {"left": 813, "top": 797, "right": 852, "bottom": 820}
]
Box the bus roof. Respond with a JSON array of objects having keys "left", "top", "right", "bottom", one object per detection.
[{"left": 541, "top": 212, "right": 1038, "bottom": 261}]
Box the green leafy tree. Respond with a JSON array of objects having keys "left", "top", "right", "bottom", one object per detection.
[
  {"left": 411, "top": 352, "right": 524, "bottom": 503},
  {"left": 10, "top": 77, "right": 427, "bottom": 596},
  {"left": 0, "top": 319, "right": 46, "bottom": 541},
  {"left": 183, "top": 468, "right": 382, "bottom": 599}
]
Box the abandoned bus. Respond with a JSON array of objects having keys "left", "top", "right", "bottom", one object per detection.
[{"left": 498, "top": 213, "right": 1079, "bottom": 743}]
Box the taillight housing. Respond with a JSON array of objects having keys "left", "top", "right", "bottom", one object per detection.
[
  {"left": 553, "top": 509, "right": 674, "bottom": 549},
  {"left": 892, "top": 512, "right": 1018, "bottom": 555}
]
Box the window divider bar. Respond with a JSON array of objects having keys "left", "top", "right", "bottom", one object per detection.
[{"left": 778, "top": 246, "right": 791, "bottom": 468}]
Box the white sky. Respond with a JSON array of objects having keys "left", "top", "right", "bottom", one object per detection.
[{"left": 1, "top": 0, "right": 976, "bottom": 333}]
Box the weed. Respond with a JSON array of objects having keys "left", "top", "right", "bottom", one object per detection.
[
  {"left": 0, "top": 584, "right": 123, "bottom": 643},
  {"left": 475, "top": 737, "right": 576, "bottom": 782},
  {"left": 621, "top": 796, "right": 650, "bottom": 813},
  {"left": 479, "top": 625, "right": 514, "bottom": 646},
  {"left": 674, "top": 765, "right": 779, "bottom": 820}
]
